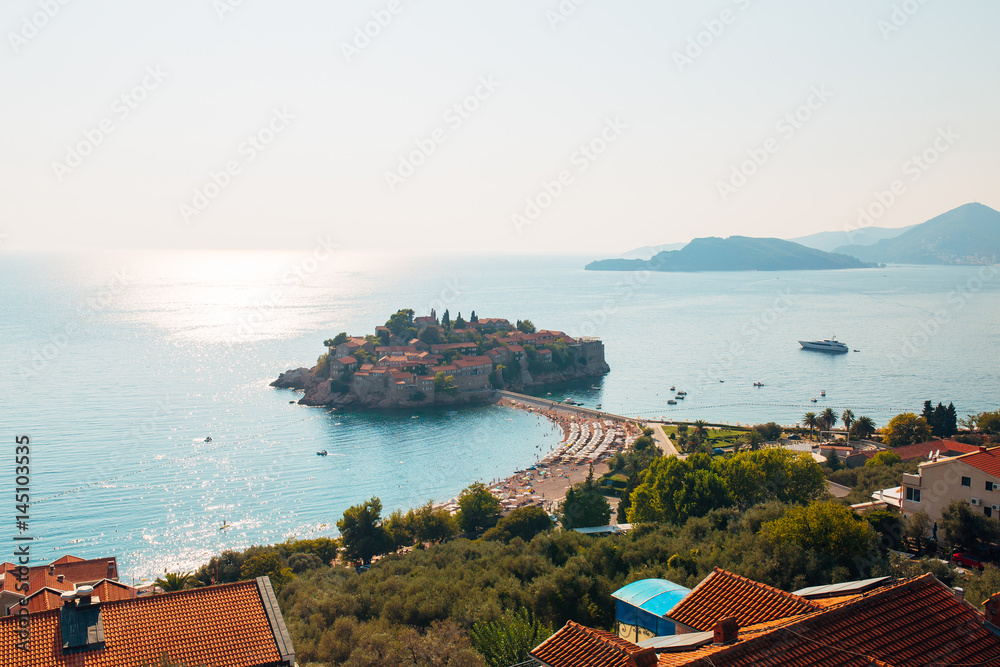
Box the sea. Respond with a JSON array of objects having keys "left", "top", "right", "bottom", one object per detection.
[{"left": 2, "top": 250, "right": 998, "bottom": 583}]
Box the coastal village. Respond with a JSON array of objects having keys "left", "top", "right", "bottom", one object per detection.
[
  {"left": 8, "top": 313, "right": 1000, "bottom": 665},
  {"left": 273, "top": 309, "right": 609, "bottom": 408}
]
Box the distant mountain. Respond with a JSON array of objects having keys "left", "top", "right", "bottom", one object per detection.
[
  {"left": 586, "top": 236, "right": 872, "bottom": 272},
  {"left": 790, "top": 225, "right": 914, "bottom": 253},
  {"left": 834, "top": 203, "right": 1000, "bottom": 264},
  {"left": 619, "top": 242, "right": 688, "bottom": 259}
]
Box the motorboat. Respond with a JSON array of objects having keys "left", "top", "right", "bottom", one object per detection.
[
  {"left": 799, "top": 338, "right": 848, "bottom": 353},
  {"left": 810, "top": 398, "right": 818, "bottom": 403},
  {"left": 820, "top": 390, "right": 826, "bottom": 397},
  {"left": 670, "top": 386, "right": 675, "bottom": 391},
  {"left": 676, "top": 391, "right": 687, "bottom": 396},
  {"left": 667, "top": 399, "right": 677, "bottom": 405},
  {"left": 204, "top": 436, "right": 212, "bottom": 442},
  {"left": 316, "top": 450, "right": 328, "bottom": 456}
]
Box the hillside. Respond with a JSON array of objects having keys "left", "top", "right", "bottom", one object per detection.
[
  {"left": 790, "top": 225, "right": 914, "bottom": 253},
  {"left": 586, "top": 236, "right": 872, "bottom": 272},
  {"left": 834, "top": 203, "right": 1000, "bottom": 264}
]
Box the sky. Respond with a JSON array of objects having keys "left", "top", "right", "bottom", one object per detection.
[{"left": 1, "top": 0, "right": 998, "bottom": 255}]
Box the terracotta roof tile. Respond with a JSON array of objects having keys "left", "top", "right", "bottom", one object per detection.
[
  {"left": 657, "top": 574, "right": 1000, "bottom": 666},
  {"left": 890, "top": 438, "right": 981, "bottom": 461},
  {"left": 0, "top": 578, "right": 293, "bottom": 667},
  {"left": 532, "top": 621, "right": 657, "bottom": 667},
  {"left": 956, "top": 446, "right": 1000, "bottom": 478},
  {"left": 666, "top": 568, "right": 820, "bottom": 631}
]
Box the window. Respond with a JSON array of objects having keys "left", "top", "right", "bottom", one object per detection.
[
  {"left": 962, "top": 476, "right": 972, "bottom": 487},
  {"left": 987, "top": 507, "right": 993, "bottom": 518},
  {"left": 906, "top": 487, "right": 921, "bottom": 502},
  {"left": 989, "top": 481, "right": 995, "bottom": 491}
]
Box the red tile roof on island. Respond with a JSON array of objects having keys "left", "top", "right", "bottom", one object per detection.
[
  {"left": 665, "top": 567, "right": 820, "bottom": 632},
  {"left": 0, "top": 577, "right": 295, "bottom": 667},
  {"left": 871, "top": 438, "right": 981, "bottom": 462}
]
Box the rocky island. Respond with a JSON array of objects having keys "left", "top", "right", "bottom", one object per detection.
[{"left": 272, "top": 309, "right": 609, "bottom": 409}]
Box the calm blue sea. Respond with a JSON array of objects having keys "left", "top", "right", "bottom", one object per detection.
[{"left": 2, "top": 251, "right": 998, "bottom": 582}]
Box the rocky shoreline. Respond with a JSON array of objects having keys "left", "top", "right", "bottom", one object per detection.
[{"left": 270, "top": 362, "right": 609, "bottom": 410}]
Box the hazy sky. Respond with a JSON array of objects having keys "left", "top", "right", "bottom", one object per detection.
[{"left": 1, "top": 1, "right": 998, "bottom": 254}]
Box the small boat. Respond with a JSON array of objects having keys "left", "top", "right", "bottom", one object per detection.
[
  {"left": 719, "top": 380, "right": 724, "bottom": 383},
  {"left": 670, "top": 386, "right": 675, "bottom": 391},
  {"left": 204, "top": 436, "right": 212, "bottom": 443},
  {"left": 316, "top": 450, "right": 328, "bottom": 456},
  {"left": 753, "top": 382, "right": 764, "bottom": 387},
  {"left": 820, "top": 390, "right": 826, "bottom": 397},
  {"left": 563, "top": 398, "right": 577, "bottom": 405},
  {"left": 675, "top": 395, "right": 685, "bottom": 400},
  {"left": 676, "top": 391, "right": 687, "bottom": 396},
  {"left": 810, "top": 398, "right": 818, "bottom": 403},
  {"left": 667, "top": 399, "right": 677, "bottom": 405},
  {"left": 596, "top": 404, "right": 602, "bottom": 410}
]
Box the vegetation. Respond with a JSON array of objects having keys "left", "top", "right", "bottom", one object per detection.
[
  {"left": 865, "top": 451, "right": 902, "bottom": 467},
  {"left": 826, "top": 459, "right": 920, "bottom": 505},
  {"left": 482, "top": 506, "right": 552, "bottom": 543},
  {"left": 337, "top": 497, "right": 393, "bottom": 565},
  {"left": 468, "top": 609, "right": 552, "bottom": 667},
  {"left": 923, "top": 400, "right": 958, "bottom": 437},
  {"left": 628, "top": 449, "right": 825, "bottom": 524},
  {"left": 851, "top": 416, "right": 877, "bottom": 440},
  {"left": 560, "top": 468, "right": 612, "bottom": 529},
  {"left": 883, "top": 413, "right": 932, "bottom": 447},
  {"left": 457, "top": 482, "right": 502, "bottom": 535},
  {"left": 940, "top": 499, "right": 1000, "bottom": 552},
  {"left": 154, "top": 571, "right": 199, "bottom": 592}
]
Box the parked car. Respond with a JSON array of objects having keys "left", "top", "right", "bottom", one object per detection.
[
  {"left": 712, "top": 447, "right": 725, "bottom": 455},
  {"left": 952, "top": 552, "right": 985, "bottom": 571}
]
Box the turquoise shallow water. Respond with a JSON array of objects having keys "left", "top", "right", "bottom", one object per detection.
[{"left": 2, "top": 250, "right": 998, "bottom": 582}]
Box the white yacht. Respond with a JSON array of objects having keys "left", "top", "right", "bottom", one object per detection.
[{"left": 799, "top": 338, "right": 848, "bottom": 353}]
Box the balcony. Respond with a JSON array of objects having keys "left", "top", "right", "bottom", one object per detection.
[{"left": 902, "top": 473, "right": 922, "bottom": 488}]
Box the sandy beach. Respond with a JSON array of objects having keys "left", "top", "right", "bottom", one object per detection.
[{"left": 439, "top": 396, "right": 642, "bottom": 519}]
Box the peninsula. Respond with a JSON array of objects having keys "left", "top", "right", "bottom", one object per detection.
[
  {"left": 586, "top": 235, "right": 873, "bottom": 272},
  {"left": 272, "top": 309, "right": 609, "bottom": 409}
]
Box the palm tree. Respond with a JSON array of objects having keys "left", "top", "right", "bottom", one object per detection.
[
  {"left": 853, "top": 416, "right": 877, "bottom": 441},
  {"left": 820, "top": 408, "right": 839, "bottom": 435},
  {"left": 842, "top": 409, "right": 855, "bottom": 442},
  {"left": 154, "top": 571, "right": 199, "bottom": 593},
  {"left": 802, "top": 412, "right": 819, "bottom": 441},
  {"left": 693, "top": 420, "right": 707, "bottom": 437}
]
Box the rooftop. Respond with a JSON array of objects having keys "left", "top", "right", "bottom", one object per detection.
[
  {"left": 0, "top": 577, "right": 294, "bottom": 667},
  {"left": 665, "top": 567, "right": 819, "bottom": 632},
  {"left": 953, "top": 446, "right": 1000, "bottom": 478},
  {"left": 532, "top": 620, "right": 657, "bottom": 667}
]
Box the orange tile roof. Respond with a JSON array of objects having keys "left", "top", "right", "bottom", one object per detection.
[
  {"left": 655, "top": 574, "right": 1000, "bottom": 666},
  {"left": 665, "top": 567, "right": 820, "bottom": 631},
  {"left": 956, "top": 446, "right": 1000, "bottom": 478},
  {"left": 890, "top": 438, "right": 981, "bottom": 461},
  {"left": 0, "top": 578, "right": 294, "bottom": 667},
  {"left": 532, "top": 621, "right": 657, "bottom": 667}
]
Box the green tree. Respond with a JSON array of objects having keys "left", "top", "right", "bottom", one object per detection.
[
  {"left": 865, "top": 450, "right": 902, "bottom": 467},
  {"left": 560, "top": 476, "right": 612, "bottom": 530},
  {"left": 721, "top": 448, "right": 825, "bottom": 510},
  {"left": 883, "top": 413, "right": 932, "bottom": 448},
  {"left": 385, "top": 309, "right": 415, "bottom": 335},
  {"left": 154, "top": 571, "right": 199, "bottom": 592},
  {"left": 754, "top": 422, "right": 783, "bottom": 441},
  {"left": 762, "top": 501, "right": 875, "bottom": 566},
  {"left": 327, "top": 332, "right": 349, "bottom": 347},
  {"left": 940, "top": 499, "right": 1000, "bottom": 551},
  {"left": 802, "top": 412, "right": 819, "bottom": 441},
  {"left": 419, "top": 324, "right": 444, "bottom": 345},
  {"left": 442, "top": 309, "right": 451, "bottom": 330},
  {"left": 739, "top": 429, "right": 766, "bottom": 451},
  {"left": 240, "top": 552, "right": 294, "bottom": 590},
  {"left": 482, "top": 506, "right": 553, "bottom": 543},
  {"left": 975, "top": 410, "right": 1000, "bottom": 436},
  {"left": 841, "top": 409, "right": 855, "bottom": 442},
  {"left": 455, "top": 312, "right": 467, "bottom": 329},
  {"left": 516, "top": 319, "right": 536, "bottom": 334},
  {"left": 383, "top": 508, "right": 415, "bottom": 550},
  {"left": 411, "top": 501, "right": 459, "bottom": 543},
  {"left": 337, "top": 497, "right": 393, "bottom": 565},
  {"left": 470, "top": 311, "right": 478, "bottom": 323},
  {"left": 434, "top": 371, "right": 458, "bottom": 395},
  {"left": 627, "top": 453, "right": 730, "bottom": 524},
  {"left": 469, "top": 609, "right": 552, "bottom": 667},
  {"left": 852, "top": 416, "right": 877, "bottom": 440},
  {"left": 457, "top": 482, "right": 501, "bottom": 534},
  {"left": 820, "top": 408, "right": 839, "bottom": 433}
]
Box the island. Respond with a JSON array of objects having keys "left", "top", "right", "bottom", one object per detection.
[
  {"left": 585, "top": 235, "right": 873, "bottom": 272},
  {"left": 272, "top": 309, "right": 610, "bottom": 409}
]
